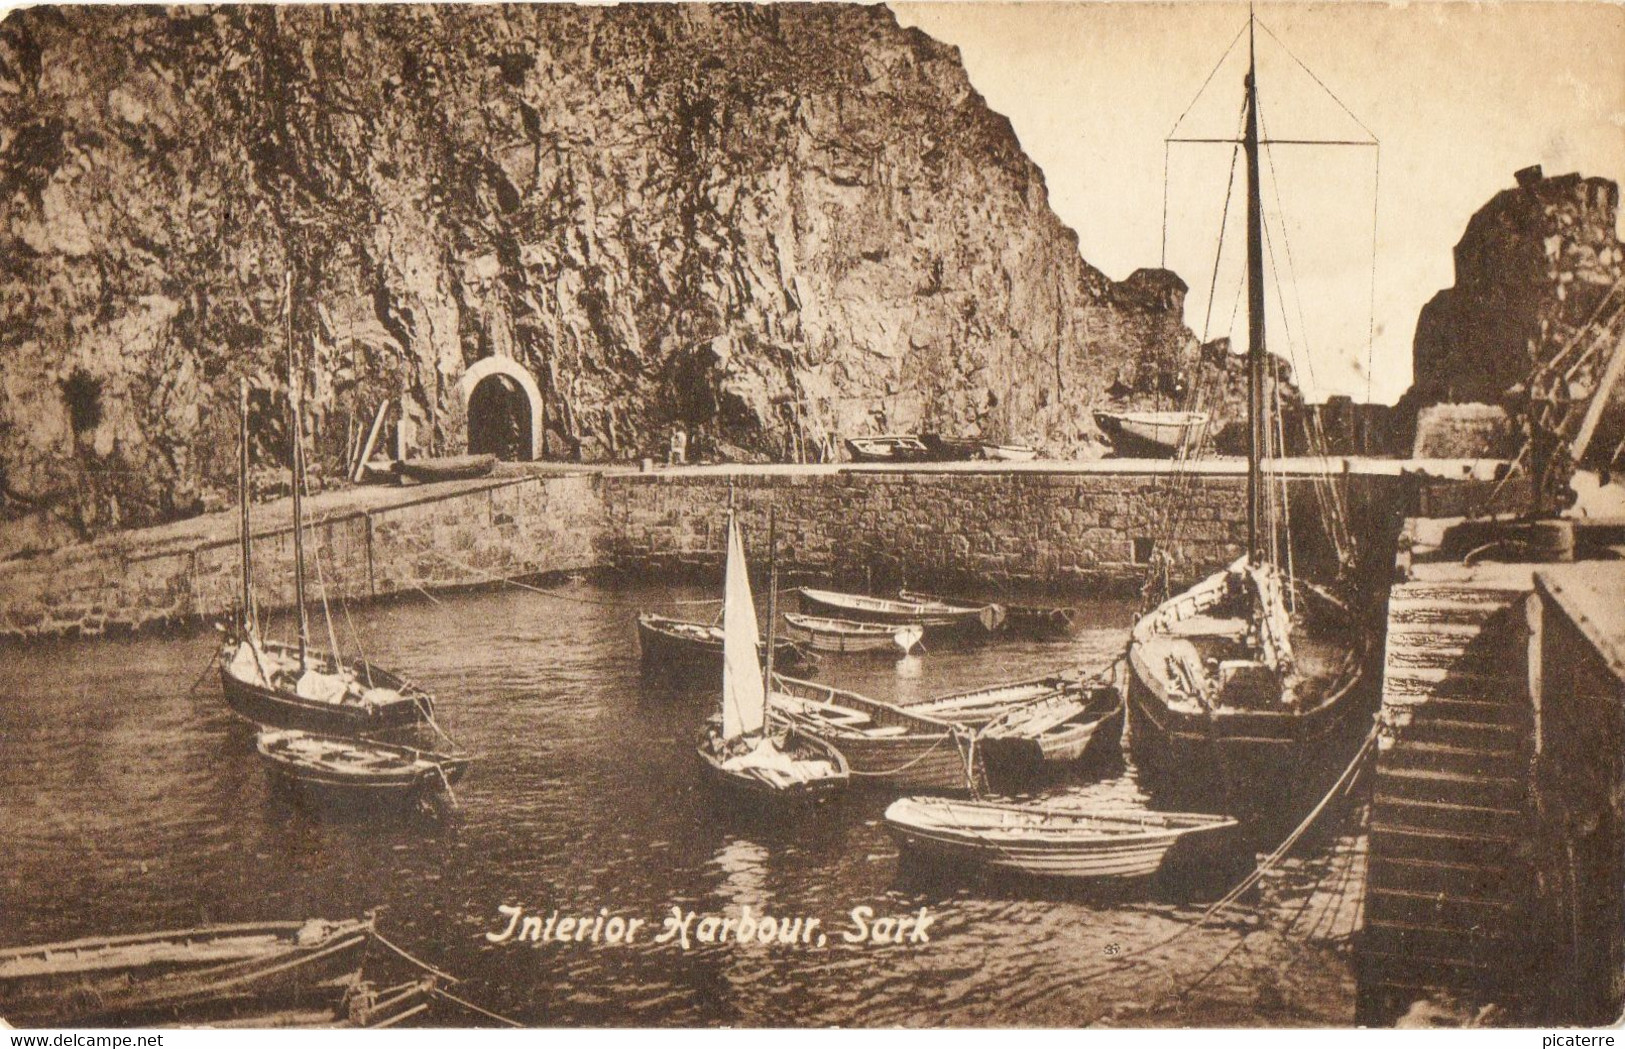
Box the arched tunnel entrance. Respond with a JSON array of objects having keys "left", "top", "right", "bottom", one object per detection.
[
  {"left": 468, "top": 374, "right": 531, "bottom": 461},
  {"left": 457, "top": 357, "right": 544, "bottom": 461}
]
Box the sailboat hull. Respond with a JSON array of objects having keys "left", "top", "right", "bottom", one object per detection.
[
  {"left": 219, "top": 641, "right": 431, "bottom": 734},
  {"left": 1123, "top": 584, "right": 1371, "bottom": 820},
  {"left": 1093, "top": 410, "right": 1209, "bottom": 458}
]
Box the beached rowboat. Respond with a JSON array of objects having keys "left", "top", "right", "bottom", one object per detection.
[
  {"left": 979, "top": 443, "right": 1039, "bottom": 462},
  {"left": 843, "top": 435, "right": 931, "bottom": 463},
  {"left": 0, "top": 918, "right": 372, "bottom": 1026},
  {"left": 1092, "top": 410, "right": 1209, "bottom": 458},
  {"left": 883, "top": 798, "right": 1236, "bottom": 881},
  {"left": 393, "top": 453, "right": 497, "bottom": 484},
  {"left": 781, "top": 613, "right": 923, "bottom": 655}
]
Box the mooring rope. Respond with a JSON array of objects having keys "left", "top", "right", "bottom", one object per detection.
[
  {"left": 366, "top": 928, "right": 525, "bottom": 1027},
  {"left": 428, "top": 986, "right": 524, "bottom": 1028}
]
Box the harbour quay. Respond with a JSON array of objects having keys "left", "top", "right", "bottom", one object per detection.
[{"left": 0, "top": 456, "right": 1490, "bottom": 641}]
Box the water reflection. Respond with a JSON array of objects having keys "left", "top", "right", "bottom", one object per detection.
[{"left": 0, "top": 582, "right": 1360, "bottom": 1026}]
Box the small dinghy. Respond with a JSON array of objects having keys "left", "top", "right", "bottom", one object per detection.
[
  {"left": 978, "top": 684, "right": 1124, "bottom": 770},
  {"left": 781, "top": 613, "right": 923, "bottom": 655},
  {"left": 256, "top": 729, "right": 470, "bottom": 806},
  {"left": 901, "top": 589, "right": 1078, "bottom": 639},
  {"left": 393, "top": 453, "right": 497, "bottom": 484},
  {"left": 844, "top": 435, "right": 930, "bottom": 463},
  {"left": 0, "top": 917, "right": 372, "bottom": 1025},
  {"left": 980, "top": 442, "right": 1039, "bottom": 462},
  {"left": 770, "top": 676, "right": 975, "bottom": 793},
  {"left": 636, "top": 613, "right": 814, "bottom": 675},
  {"left": 884, "top": 797, "right": 1237, "bottom": 881},
  {"left": 905, "top": 674, "right": 1078, "bottom": 728},
  {"left": 696, "top": 511, "right": 848, "bottom": 804},
  {"left": 796, "top": 587, "right": 1004, "bottom": 637}
]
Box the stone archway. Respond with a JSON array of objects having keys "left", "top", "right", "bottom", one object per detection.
[{"left": 457, "top": 357, "right": 543, "bottom": 461}]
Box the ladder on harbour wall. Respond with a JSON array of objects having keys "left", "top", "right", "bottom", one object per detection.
[{"left": 1356, "top": 577, "right": 1536, "bottom": 1024}]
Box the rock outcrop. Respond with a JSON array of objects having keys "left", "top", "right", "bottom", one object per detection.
[
  {"left": 1401, "top": 166, "right": 1625, "bottom": 456},
  {"left": 0, "top": 3, "right": 1208, "bottom": 548}
]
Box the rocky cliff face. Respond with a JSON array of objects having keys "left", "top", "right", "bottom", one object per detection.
[
  {"left": 1403, "top": 166, "right": 1625, "bottom": 454},
  {"left": 0, "top": 3, "right": 1201, "bottom": 550}
]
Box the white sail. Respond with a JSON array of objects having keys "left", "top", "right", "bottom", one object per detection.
[{"left": 720, "top": 515, "right": 767, "bottom": 741}]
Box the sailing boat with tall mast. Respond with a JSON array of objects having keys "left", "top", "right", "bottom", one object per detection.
[
  {"left": 697, "top": 510, "right": 848, "bottom": 802},
  {"left": 1123, "top": 13, "right": 1370, "bottom": 817},
  {"left": 219, "top": 284, "right": 433, "bottom": 734}
]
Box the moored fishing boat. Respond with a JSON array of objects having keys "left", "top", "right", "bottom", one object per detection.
[
  {"left": 1092, "top": 409, "right": 1209, "bottom": 459},
  {"left": 978, "top": 684, "right": 1124, "bottom": 770},
  {"left": 918, "top": 433, "right": 983, "bottom": 461},
  {"left": 219, "top": 365, "right": 432, "bottom": 735},
  {"left": 883, "top": 797, "right": 1237, "bottom": 881},
  {"left": 795, "top": 587, "right": 1004, "bottom": 636},
  {"left": 899, "top": 589, "right": 1078, "bottom": 638},
  {"left": 636, "top": 613, "right": 814, "bottom": 675},
  {"left": 0, "top": 917, "right": 372, "bottom": 1026},
  {"left": 769, "top": 675, "right": 975, "bottom": 793},
  {"left": 255, "top": 729, "right": 470, "bottom": 806},
  {"left": 781, "top": 613, "right": 923, "bottom": 655},
  {"left": 393, "top": 453, "right": 497, "bottom": 484},
  {"left": 1123, "top": 16, "right": 1374, "bottom": 819},
  {"left": 696, "top": 511, "right": 849, "bottom": 804},
  {"left": 843, "top": 435, "right": 930, "bottom": 463}
]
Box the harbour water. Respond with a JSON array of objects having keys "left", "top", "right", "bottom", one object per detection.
[{"left": 0, "top": 581, "right": 1360, "bottom": 1026}]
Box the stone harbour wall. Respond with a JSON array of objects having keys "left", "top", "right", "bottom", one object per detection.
[
  {"left": 0, "top": 474, "right": 604, "bottom": 639},
  {"left": 0, "top": 464, "right": 1410, "bottom": 640}
]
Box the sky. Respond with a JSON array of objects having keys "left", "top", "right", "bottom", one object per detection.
[{"left": 891, "top": 1, "right": 1625, "bottom": 404}]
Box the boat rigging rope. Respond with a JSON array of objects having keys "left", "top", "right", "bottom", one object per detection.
[
  {"left": 1005, "top": 719, "right": 1379, "bottom": 1011},
  {"left": 427, "top": 986, "right": 525, "bottom": 1028},
  {"left": 366, "top": 929, "right": 525, "bottom": 1027},
  {"left": 368, "top": 928, "right": 463, "bottom": 985}
]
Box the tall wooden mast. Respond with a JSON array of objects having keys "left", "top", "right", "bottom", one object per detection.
[
  {"left": 762, "top": 507, "right": 778, "bottom": 734},
  {"left": 1243, "top": 11, "right": 1266, "bottom": 565},
  {"left": 286, "top": 274, "right": 310, "bottom": 673},
  {"left": 238, "top": 378, "right": 254, "bottom": 635}
]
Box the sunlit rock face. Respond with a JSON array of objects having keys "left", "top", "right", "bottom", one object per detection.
[
  {"left": 0, "top": 3, "right": 1202, "bottom": 544},
  {"left": 1402, "top": 166, "right": 1625, "bottom": 460}
]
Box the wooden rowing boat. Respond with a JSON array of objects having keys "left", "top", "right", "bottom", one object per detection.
[
  {"left": 393, "top": 453, "right": 497, "bottom": 484},
  {"left": 899, "top": 589, "right": 1077, "bottom": 638},
  {"left": 883, "top": 797, "right": 1237, "bottom": 881},
  {"left": 636, "top": 613, "right": 814, "bottom": 675},
  {"left": 979, "top": 442, "right": 1039, "bottom": 462},
  {"left": 918, "top": 434, "right": 983, "bottom": 461},
  {"left": 781, "top": 613, "right": 923, "bottom": 655},
  {"left": 905, "top": 674, "right": 1077, "bottom": 727},
  {"left": 795, "top": 587, "right": 1004, "bottom": 635},
  {"left": 0, "top": 918, "right": 372, "bottom": 1026},
  {"left": 978, "top": 684, "right": 1124, "bottom": 769},
  {"left": 770, "top": 675, "right": 975, "bottom": 793},
  {"left": 696, "top": 511, "right": 848, "bottom": 804},
  {"left": 1092, "top": 409, "right": 1209, "bottom": 458},
  {"left": 255, "top": 729, "right": 470, "bottom": 804},
  {"left": 843, "top": 435, "right": 931, "bottom": 463}
]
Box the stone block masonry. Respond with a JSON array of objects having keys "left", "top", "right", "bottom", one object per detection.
[
  {"left": 0, "top": 462, "right": 1416, "bottom": 640},
  {"left": 0, "top": 473, "right": 605, "bottom": 639}
]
